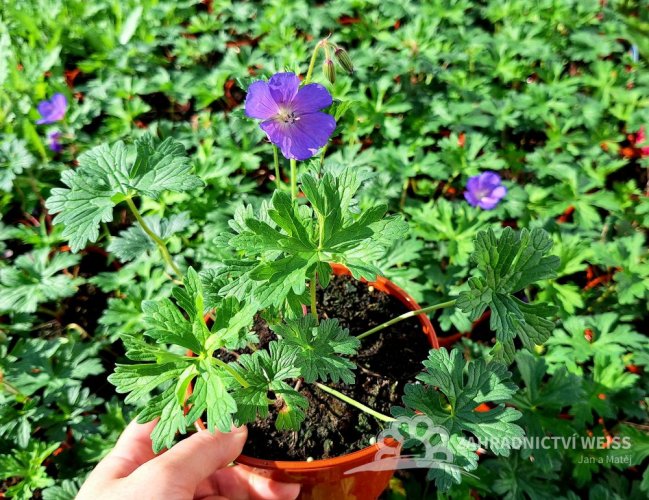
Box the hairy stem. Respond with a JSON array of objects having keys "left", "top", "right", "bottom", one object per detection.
[
  {"left": 290, "top": 159, "right": 297, "bottom": 200},
  {"left": 272, "top": 145, "right": 281, "bottom": 190},
  {"left": 304, "top": 41, "right": 322, "bottom": 85},
  {"left": 356, "top": 299, "right": 457, "bottom": 340},
  {"left": 213, "top": 358, "right": 250, "bottom": 388},
  {"left": 125, "top": 197, "right": 183, "bottom": 279},
  {"left": 315, "top": 383, "right": 395, "bottom": 422},
  {"left": 310, "top": 272, "right": 318, "bottom": 323}
]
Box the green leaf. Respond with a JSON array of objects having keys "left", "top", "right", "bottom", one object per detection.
[
  {"left": 272, "top": 316, "right": 360, "bottom": 384},
  {"left": 392, "top": 348, "right": 523, "bottom": 490},
  {"left": 185, "top": 360, "right": 238, "bottom": 433},
  {"left": 511, "top": 351, "right": 583, "bottom": 470},
  {"left": 0, "top": 134, "right": 35, "bottom": 192},
  {"left": 231, "top": 341, "right": 307, "bottom": 430},
  {"left": 0, "top": 441, "right": 59, "bottom": 498},
  {"left": 130, "top": 136, "right": 204, "bottom": 198},
  {"left": 457, "top": 227, "right": 560, "bottom": 362},
  {"left": 138, "top": 386, "right": 187, "bottom": 453},
  {"left": 546, "top": 314, "right": 647, "bottom": 375},
  {"left": 108, "top": 363, "right": 185, "bottom": 404},
  {"left": 218, "top": 166, "right": 407, "bottom": 310},
  {"left": 119, "top": 6, "right": 143, "bottom": 45},
  {"left": 0, "top": 249, "right": 83, "bottom": 313},
  {"left": 108, "top": 212, "right": 191, "bottom": 262},
  {"left": 141, "top": 298, "right": 202, "bottom": 353},
  {"left": 46, "top": 137, "right": 202, "bottom": 252}
]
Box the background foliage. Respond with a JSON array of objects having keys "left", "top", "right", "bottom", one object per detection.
[{"left": 1, "top": 0, "right": 648, "bottom": 498}]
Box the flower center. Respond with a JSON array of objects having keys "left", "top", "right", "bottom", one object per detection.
[{"left": 277, "top": 107, "right": 299, "bottom": 124}]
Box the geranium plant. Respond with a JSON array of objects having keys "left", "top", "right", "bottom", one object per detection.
[{"left": 42, "top": 39, "right": 565, "bottom": 490}]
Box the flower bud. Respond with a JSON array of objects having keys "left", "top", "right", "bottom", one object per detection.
[
  {"left": 323, "top": 58, "right": 336, "bottom": 84},
  {"left": 334, "top": 47, "right": 354, "bottom": 74}
]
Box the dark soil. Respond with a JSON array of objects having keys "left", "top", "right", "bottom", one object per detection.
[{"left": 242, "top": 274, "right": 432, "bottom": 461}]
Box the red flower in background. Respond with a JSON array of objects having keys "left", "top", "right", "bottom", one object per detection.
[{"left": 634, "top": 127, "right": 649, "bottom": 157}]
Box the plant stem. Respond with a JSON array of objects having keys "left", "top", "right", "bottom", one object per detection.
[
  {"left": 212, "top": 358, "right": 250, "bottom": 388},
  {"left": 315, "top": 383, "right": 395, "bottom": 423},
  {"left": 272, "top": 145, "right": 281, "bottom": 190},
  {"left": 125, "top": 197, "right": 183, "bottom": 279},
  {"left": 310, "top": 272, "right": 318, "bottom": 323},
  {"left": 304, "top": 41, "right": 322, "bottom": 85},
  {"left": 356, "top": 299, "right": 457, "bottom": 340},
  {"left": 290, "top": 159, "right": 297, "bottom": 199}
]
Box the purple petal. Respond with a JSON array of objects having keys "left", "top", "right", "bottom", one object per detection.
[
  {"left": 464, "top": 190, "right": 479, "bottom": 207},
  {"left": 260, "top": 112, "right": 336, "bottom": 160},
  {"left": 477, "top": 196, "right": 501, "bottom": 210},
  {"left": 268, "top": 72, "right": 300, "bottom": 105},
  {"left": 466, "top": 175, "right": 481, "bottom": 195},
  {"left": 36, "top": 93, "right": 67, "bottom": 124},
  {"left": 36, "top": 102, "right": 54, "bottom": 124},
  {"left": 292, "top": 83, "right": 333, "bottom": 114},
  {"left": 245, "top": 81, "right": 280, "bottom": 120},
  {"left": 490, "top": 185, "right": 507, "bottom": 200},
  {"left": 52, "top": 93, "right": 67, "bottom": 113},
  {"left": 47, "top": 131, "right": 63, "bottom": 153},
  {"left": 477, "top": 171, "right": 501, "bottom": 190}
]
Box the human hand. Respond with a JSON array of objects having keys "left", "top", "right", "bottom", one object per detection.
[{"left": 77, "top": 420, "right": 300, "bottom": 500}]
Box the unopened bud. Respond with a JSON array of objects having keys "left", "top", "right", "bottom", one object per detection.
[
  {"left": 323, "top": 58, "right": 336, "bottom": 84},
  {"left": 334, "top": 47, "right": 354, "bottom": 74}
]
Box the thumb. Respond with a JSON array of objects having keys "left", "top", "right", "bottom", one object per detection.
[{"left": 133, "top": 425, "right": 248, "bottom": 491}]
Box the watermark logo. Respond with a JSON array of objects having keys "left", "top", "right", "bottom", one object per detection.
[{"left": 344, "top": 415, "right": 458, "bottom": 475}]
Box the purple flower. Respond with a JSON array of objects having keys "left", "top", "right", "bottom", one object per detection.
[
  {"left": 47, "top": 131, "right": 63, "bottom": 153},
  {"left": 36, "top": 93, "right": 67, "bottom": 125},
  {"left": 464, "top": 171, "right": 507, "bottom": 210},
  {"left": 245, "top": 72, "right": 336, "bottom": 160}
]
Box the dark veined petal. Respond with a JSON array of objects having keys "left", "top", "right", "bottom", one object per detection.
[
  {"left": 268, "top": 72, "right": 300, "bottom": 105},
  {"left": 292, "top": 83, "right": 333, "bottom": 114},
  {"left": 260, "top": 112, "right": 336, "bottom": 160},
  {"left": 245, "top": 80, "right": 280, "bottom": 120}
]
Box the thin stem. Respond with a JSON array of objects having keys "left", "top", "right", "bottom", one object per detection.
[
  {"left": 315, "top": 383, "right": 395, "bottom": 423},
  {"left": 0, "top": 378, "right": 21, "bottom": 396},
  {"left": 213, "top": 358, "right": 250, "bottom": 388},
  {"left": 304, "top": 42, "right": 322, "bottom": 85},
  {"left": 290, "top": 159, "right": 297, "bottom": 200},
  {"left": 356, "top": 299, "right": 457, "bottom": 340},
  {"left": 272, "top": 145, "right": 281, "bottom": 190},
  {"left": 310, "top": 272, "right": 318, "bottom": 323},
  {"left": 125, "top": 198, "right": 183, "bottom": 279}
]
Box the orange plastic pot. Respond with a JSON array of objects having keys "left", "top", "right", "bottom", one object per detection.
[{"left": 194, "top": 263, "right": 439, "bottom": 500}]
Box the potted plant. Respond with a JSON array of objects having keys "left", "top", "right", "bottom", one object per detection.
[{"left": 44, "top": 40, "right": 561, "bottom": 499}]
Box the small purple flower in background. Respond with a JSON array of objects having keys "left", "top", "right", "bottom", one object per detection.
[
  {"left": 245, "top": 72, "right": 336, "bottom": 160},
  {"left": 36, "top": 93, "right": 67, "bottom": 125},
  {"left": 47, "top": 131, "right": 63, "bottom": 153},
  {"left": 464, "top": 171, "right": 507, "bottom": 210}
]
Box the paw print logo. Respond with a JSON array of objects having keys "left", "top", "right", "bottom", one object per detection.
[{"left": 344, "top": 415, "right": 455, "bottom": 474}]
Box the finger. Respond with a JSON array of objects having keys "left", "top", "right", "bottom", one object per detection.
[
  {"left": 133, "top": 425, "right": 248, "bottom": 491},
  {"left": 89, "top": 419, "right": 158, "bottom": 480},
  {"left": 196, "top": 466, "right": 300, "bottom": 500}
]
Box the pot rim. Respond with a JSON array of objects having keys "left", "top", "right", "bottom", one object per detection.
[{"left": 189, "top": 262, "right": 439, "bottom": 471}]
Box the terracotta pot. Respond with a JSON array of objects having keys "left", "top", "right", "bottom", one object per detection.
[{"left": 194, "top": 263, "right": 439, "bottom": 500}]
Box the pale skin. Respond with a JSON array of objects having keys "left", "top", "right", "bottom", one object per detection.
[{"left": 77, "top": 420, "right": 300, "bottom": 500}]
